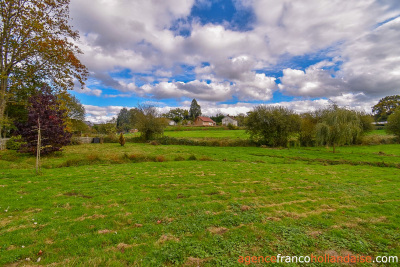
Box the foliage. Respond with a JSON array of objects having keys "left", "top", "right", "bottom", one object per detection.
[
  {"left": 94, "top": 118, "right": 117, "bottom": 135},
  {"left": 372, "top": 95, "right": 400, "bottom": 122},
  {"left": 16, "top": 85, "right": 71, "bottom": 155},
  {"left": 386, "top": 107, "right": 400, "bottom": 139},
  {"left": 357, "top": 112, "right": 374, "bottom": 133},
  {"left": 119, "top": 133, "right": 126, "bottom": 146},
  {"left": 245, "top": 106, "right": 300, "bottom": 147},
  {"left": 189, "top": 99, "right": 201, "bottom": 119},
  {"left": 135, "top": 105, "right": 168, "bottom": 141},
  {"left": 235, "top": 113, "right": 247, "bottom": 127},
  {"left": 299, "top": 112, "right": 318, "bottom": 147},
  {"left": 57, "top": 92, "right": 86, "bottom": 121},
  {"left": 0, "top": 0, "right": 88, "bottom": 137},
  {"left": 316, "top": 107, "right": 363, "bottom": 153},
  {"left": 163, "top": 108, "right": 189, "bottom": 123},
  {"left": 5, "top": 135, "right": 25, "bottom": 150},
  {"left": 116, "top": 108, "right": 131, "bottom": 132},
  {"left": 210, "top": 112, "right": 225, "bottom": 124}
]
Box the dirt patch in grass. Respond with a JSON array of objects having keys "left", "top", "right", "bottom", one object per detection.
[
  {"left": 207, "top": 227, "right": 228, "bottom": 235},
  {"left": 307, "top": 231, "right": 323, "bottom": 238},
  {"left": 156, "top": 234, "right": 179, "bottom": 244},
  {"left": 64, "top": 191, "right": 93, "bottom": 199},
  {"left": 98, "top": 229, "right": 115, "bottom": 234},
  {"left": 184, "top": 257, "right": 210, "bottom": 266},
  {"left": 75, "top": 214, "right": 106, "bottom": 221},
  {"left": 240, "top": 205, "right": 251, "bottom": 211}
]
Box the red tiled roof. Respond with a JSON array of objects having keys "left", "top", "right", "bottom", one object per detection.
[{"left": 197, "top": 116, "right": 215, "bottom": 123}]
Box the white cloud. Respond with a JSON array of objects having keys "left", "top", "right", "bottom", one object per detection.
[{"left": 69, "top": 0, "right": 400, "bottom": 122}]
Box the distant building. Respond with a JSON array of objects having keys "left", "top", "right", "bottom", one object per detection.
[
  {"left": 167, "top": 119, "right": 177, "bottom": 126},
  {"left": 194, "top": 116, "right": 216, "bottom": 126},
  {"left": 222, "top": 116, "right": 238, "bottom": 126}
]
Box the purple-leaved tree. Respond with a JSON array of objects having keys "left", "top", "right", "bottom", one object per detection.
[{"left": 17, "top": 85, "right": 71, "bottom": 155}]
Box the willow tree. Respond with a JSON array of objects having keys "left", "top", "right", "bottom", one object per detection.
[
  {"left": 0, "top": 0, "right": 88, "bottom": 138},
  {"left": 316, "top": 107, "right": 363, "bottom": 153}
]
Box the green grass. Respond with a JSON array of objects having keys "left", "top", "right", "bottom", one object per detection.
[
  {"left": 367, "top": 129, "right": 389, "bottom": 136},
  {"left": 164, "top": 130, "right": 248, "bottom": 139},
  {"left": 1, "top": 143, "right": 400, "bottom": 266}
]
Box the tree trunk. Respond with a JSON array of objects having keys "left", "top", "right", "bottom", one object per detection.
[{"left": 0, "top": 77, "right": 8, "bottom": 140}]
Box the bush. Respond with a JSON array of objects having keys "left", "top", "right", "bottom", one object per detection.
[
  {"left": 188, "top": 155, "right": 197, "bottom": 161},
  {"left": 245, "top": 106, "right": 300, "bottom": 147},
  {"left": 119, "top": 133, "right": 125, "bottom": 146},
  {"left": 174, "top": 156, "right": 185, "bottom": 161},
  {"left": 6, "top": 136, "right": 25, "bottom": 150},
  {"left": 386, "top": 107, "right": 400, "bottom": 140},
  {"left": 227, "top": 123, "right": 237, "bottom": 130}
]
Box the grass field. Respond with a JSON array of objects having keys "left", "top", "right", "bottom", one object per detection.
[
  {"left": 1, "top": 142, "right": 400, "bottom": 266},
  {"left": 164, "top": 130, "right": 248, "bottom": 139}
]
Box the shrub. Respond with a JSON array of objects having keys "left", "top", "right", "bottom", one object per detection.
[
  {"left": 227, "top": 123, "right": 237, "bottom": 130},
  {"left": 386, "top": 107, "right": 400, "bottom": 140},
  {"left": 119, "top": 133, "right": 126, "bottom": 146},
  {"left": 156, "top": 155, "right": 165, "bottom": 162},
  {"left": 174, "top": 156, "right": 185, "bottom": 161},
  {"left": 188, "top": 155, "right": 197, "bottom": 161},
  {"left": 6, "top": 136, "right": 25, "bottom": 150},
  {"left": 245, "top": 106, "right": 300, "bottom": 147}
]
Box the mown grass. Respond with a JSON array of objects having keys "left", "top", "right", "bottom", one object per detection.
[{"left": 1, "top": 143, "right": 400, "bottom": 266}]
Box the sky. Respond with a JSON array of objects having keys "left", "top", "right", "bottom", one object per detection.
[{"left": 68, "top": 0, "right": 400, "bottom": 123}]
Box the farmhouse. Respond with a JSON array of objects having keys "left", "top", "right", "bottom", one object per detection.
[
  {"left": 222, "top": 116, "right": 238, "bottom": 126},
  {"left": 166, "top": 119, "right": 177, "bottom": 126},
  {"left": 194, "top": 116, "right": 216, "bottom": 126}
]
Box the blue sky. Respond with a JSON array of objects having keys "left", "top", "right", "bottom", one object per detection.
[{"left": 69, "top": 0, "right": 400, "bottom": 122}]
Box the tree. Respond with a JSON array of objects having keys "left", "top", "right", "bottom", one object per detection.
[
  {"left": 245, "top": 106, "right": 300, "bottom": 147},
  {"left": 210, "top": 112, "right": 225, "bottom": 124},
  {"left": 386, "top": 107, "right": 400, "bottom": 139},
  {"left": 372, "top": 95, "right": 400, "bottom": 122},
  {"left": 116, "top": 108, "right": 131, "bottom": 132},
  {"left": 189, "top": 99, "right": 201, "bottom": 119},
  {"left": 135, "top": 105, "right": 167, "bottom": 141},
  {"left": 299, "top": 112, "right": 319, "bottom": 147},
  {"left": 163, "top": 108, "right": 189, "bottom": 123},
  {"left": 316, "top": 107, "right": 362, "bottom": 153},
  {"left": 0, "top": 0, "right": 88, "bottom": 138},
  {"left": 17, "top": 85, "right": 71, "bottom": 155}
]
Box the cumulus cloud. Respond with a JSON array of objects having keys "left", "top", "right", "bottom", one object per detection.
[{"left": 68, "top": 0, "right": 400, "bottom": 121}]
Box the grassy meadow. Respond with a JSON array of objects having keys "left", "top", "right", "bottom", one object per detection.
[{"left": 1, "top": 130, "right": 400, "bottom": 266}]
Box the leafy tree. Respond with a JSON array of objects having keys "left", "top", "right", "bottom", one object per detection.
[
  {"left": 189, "top": 99, "right": 201, "bottom": 120},
  {"left": 17, "top": 85, "right": 71, "bottom": 155},
  {"left": 299, "top": 112, "right": 318, "bottom": 147},
  {"left": 135, "top": 105, "right": 167, "bottom": 141},
  {"left": 95, "top": 118, "right": 117, "bottom": 135},
  {"left": 163, "top": 108, "right": 189, "bottom": 123},
  {"left": 129, "top": 108, "right": 140, "bottom": 128},
  {"left": 316, "top": 107, "right": 362, "bottom": 153},
  {"left": 357, "top": 112, "right": 374, "bottom": 133},
  {"left": 57, "top": 92, "right": 85, "bottom": 121},
  {"left": 372, "top": 95, "right": 400, "bottom": 122},
  {"left": 235, "top": 113, "right": 247, "bottom": 127},
  {"left": 116, "top": 108, "right": 131, "bottom": 132},
  {"left": 386, "top": 107, "right": 400, "bottom": 139},
  {"left": 245, "top": 106, "right": 300, "bottom": 147},
  {"left": 0, "top": 0, "right": 88, "bottom": 138},
  {"left": 210, "top": 112, "right": 225, "bottom": 124}
]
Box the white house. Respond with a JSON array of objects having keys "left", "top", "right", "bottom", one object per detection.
[{"left": 222, "top": 116, "right": 238, "bottom": 126}]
